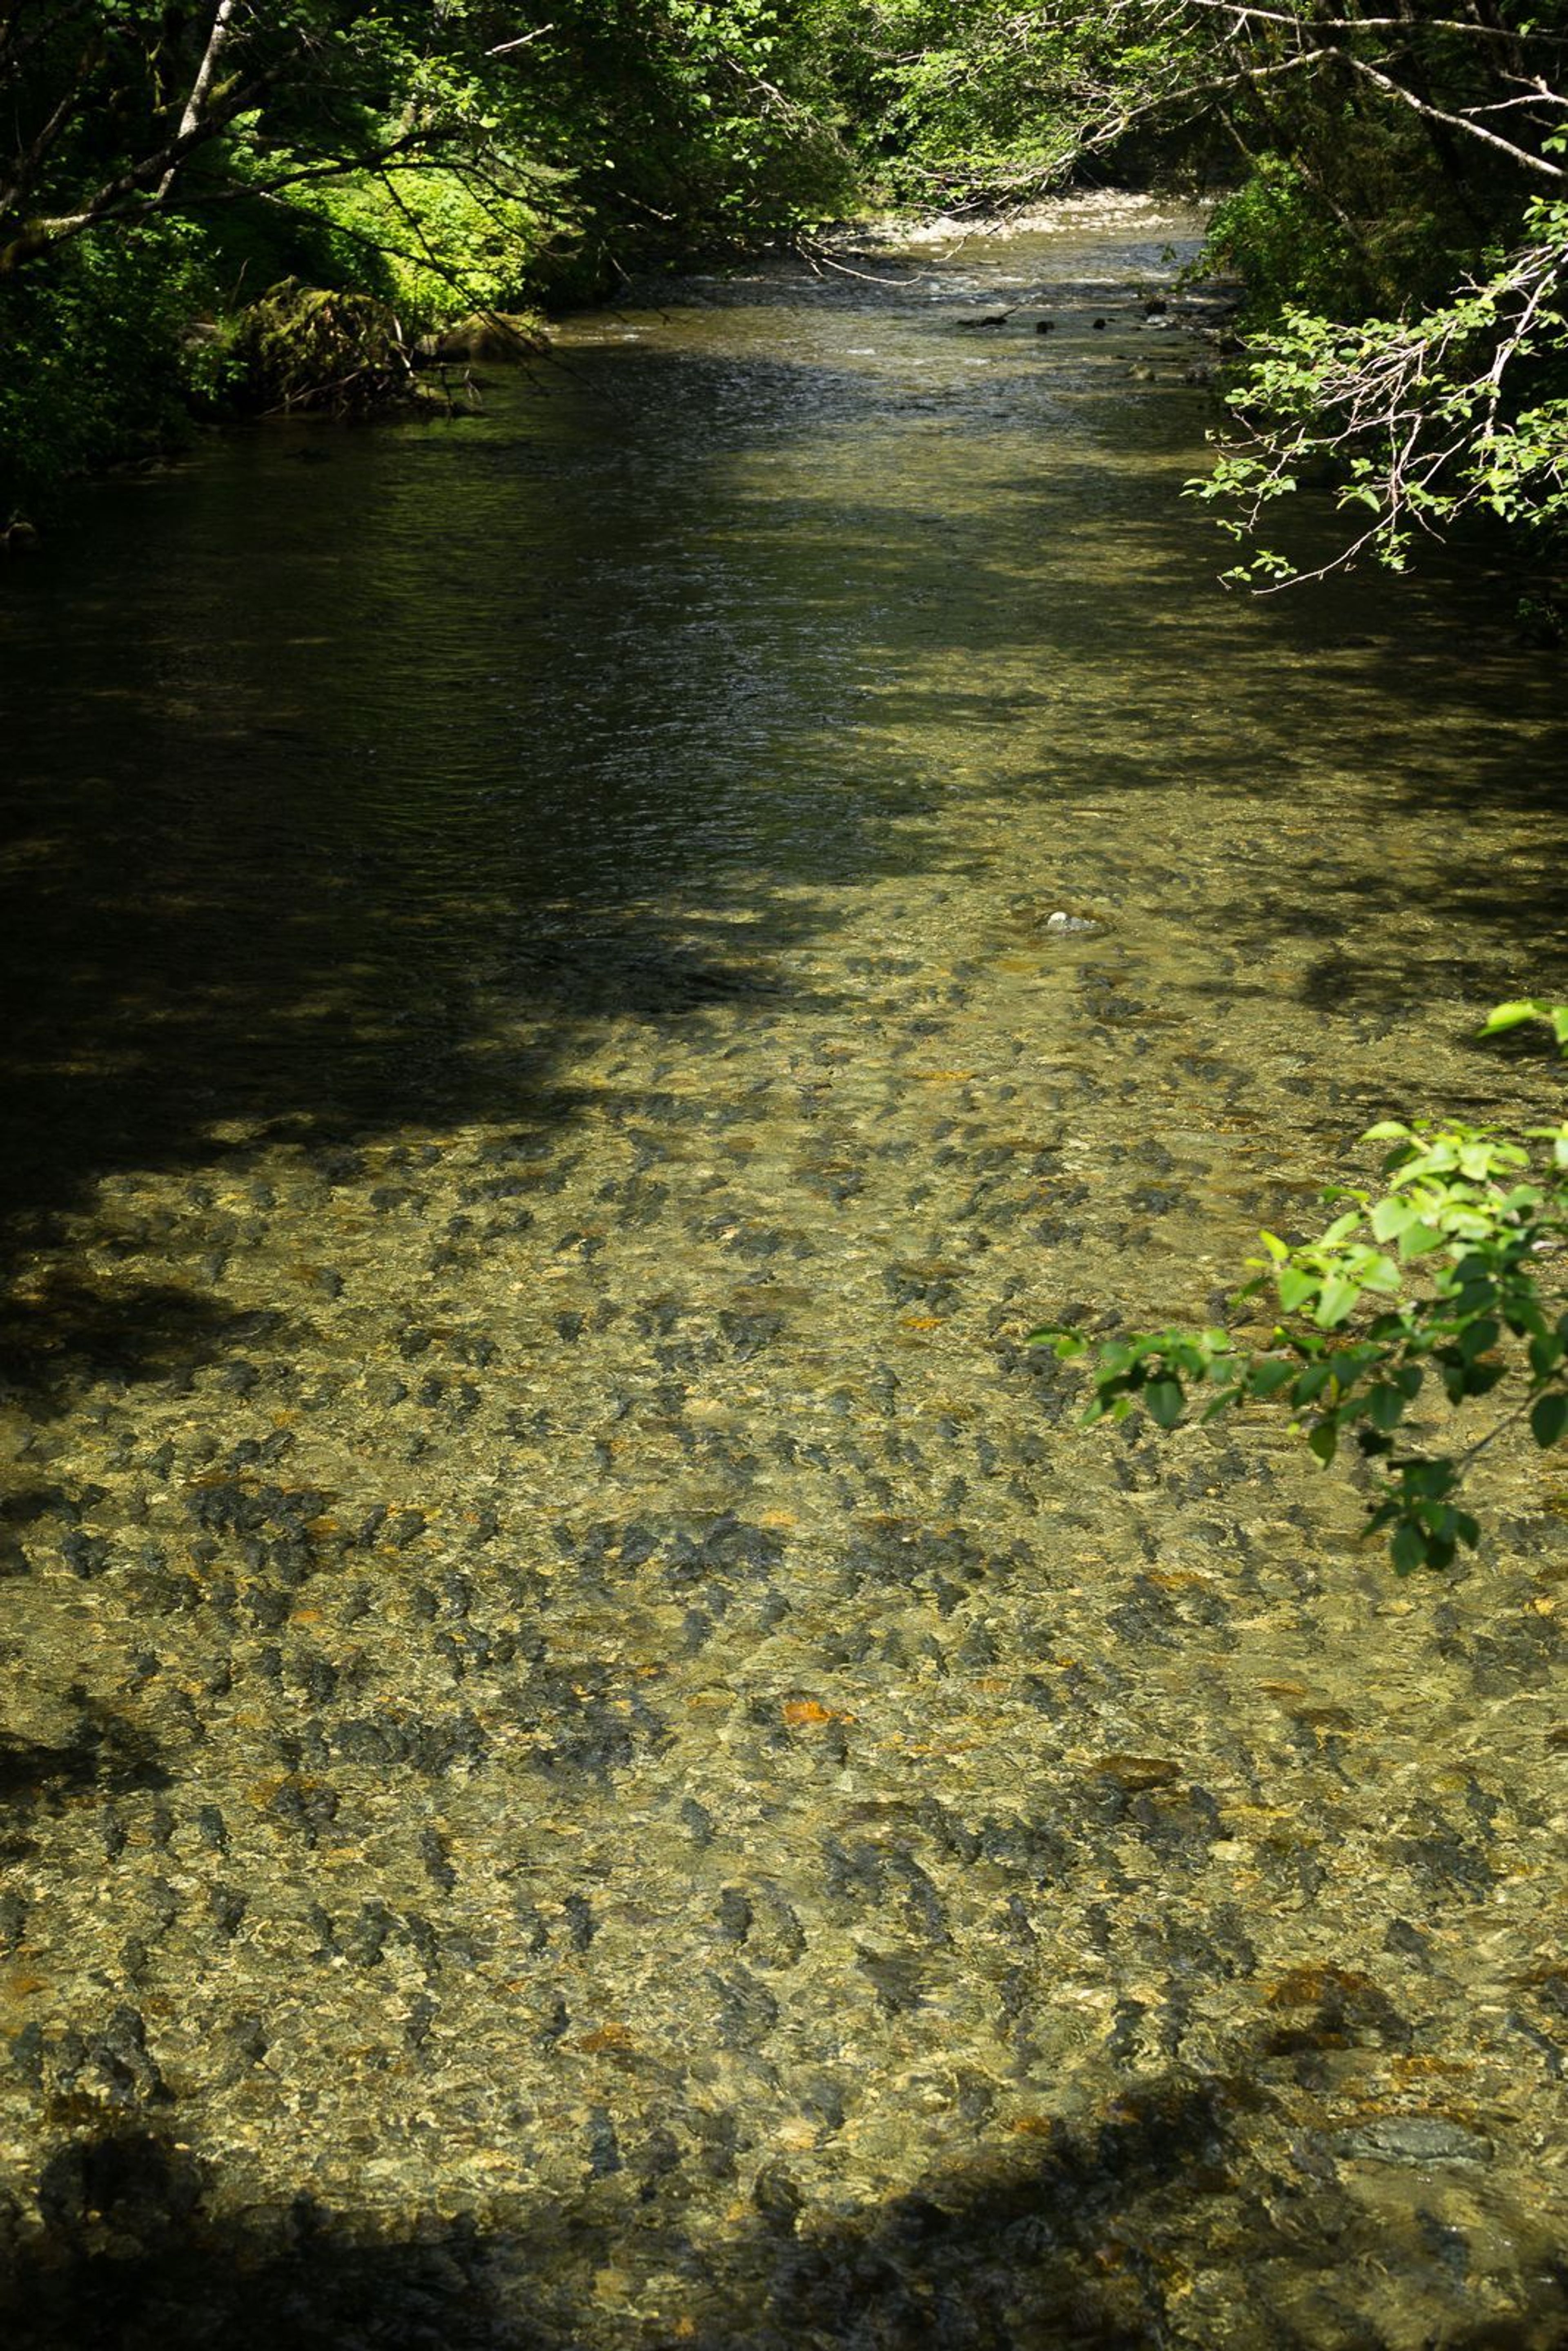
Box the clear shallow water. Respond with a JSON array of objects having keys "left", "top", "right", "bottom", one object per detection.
[{"left": 0, "top": 193, "right": 1565, "bottom": 2347}]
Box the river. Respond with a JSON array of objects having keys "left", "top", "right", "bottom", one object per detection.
[{"left": 0, "top": 193, "right": 1564, "bottom": 2347}]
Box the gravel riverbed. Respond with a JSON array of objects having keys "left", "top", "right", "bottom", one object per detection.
[{"left": 1, "top": 195, "right": 1565, "bottom": 2347}]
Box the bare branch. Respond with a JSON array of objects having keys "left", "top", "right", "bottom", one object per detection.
[
  {"left": 0, "top": 62, "right": 92, "bottom": 217},
  {"left": 486, "top": 24, "right": 555, "bottom": 58},
  {"left": 1165, "top": 0, "right": 1568, "bottom": 39},
  {"left": 1336, "top": 46, "right": 1567, "bottom": 179},
  {"left": 0, "top": 69, "right": 268, "bottom": 273}
]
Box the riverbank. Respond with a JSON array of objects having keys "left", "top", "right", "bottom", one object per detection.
[
  {"left": 0, "top": 249, "right": 560, "bottom": 528},
  {"left": 0, "top": 189, "right": 1209, "bottom": 532}
]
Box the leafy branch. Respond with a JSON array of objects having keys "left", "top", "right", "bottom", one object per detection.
[
  {"left": 1190, "top": 198, "right": 1568, "bottom": 586},
  {"left": 1031, "top": 1003, "right": 1568, "bottom": 1574}
]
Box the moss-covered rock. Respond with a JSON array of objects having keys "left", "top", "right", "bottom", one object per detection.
[{"left": 230, "top": 280, "right": 414, "bottom": 417}]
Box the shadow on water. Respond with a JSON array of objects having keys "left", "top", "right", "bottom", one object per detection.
[
  {"left": 2, "top": 2089, "right": 1563, "bottom": 2350},
  {"left": 0, "top": 348, "right": 970, "bottom": 1265},
  {"left": 0, "top": 309, "right": 1564, "bottom": 1341},
  {"left": 2, "top": 2133, "right": 516, "bottom": 2350},
  {"left": 0, "top": 1708, "right": 168, "bottom": 1803},
  {"left": 0, "top": 1269, "right": 284, "bottom": 1422}
]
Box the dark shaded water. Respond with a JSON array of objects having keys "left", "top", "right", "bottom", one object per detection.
[{"left": 0, "top": 196, "right": 1565, "bottom": 2347}]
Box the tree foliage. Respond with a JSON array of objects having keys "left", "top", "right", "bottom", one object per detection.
[
  {"left": 806, "top": 1, "right": 1164, "bottom": 204},
  {"left": 0, "top": 0, "right": 855, "bottom": 282},
  {"left": 1148, "top": 0, "right": 1568, "bottom": 580},
  {"left": 8, "top": 1, "right": 1568, "bottom": 563},
  {"left": 1195, "top": 201, "right": 1568, "bottom": 584},
  {"left": 0, "top": 1, "right": 856, "bottom": 506}
]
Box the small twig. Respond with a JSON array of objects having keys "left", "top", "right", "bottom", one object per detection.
[{"left": 486, "top": 24, "right": 555, "bottom": 57}]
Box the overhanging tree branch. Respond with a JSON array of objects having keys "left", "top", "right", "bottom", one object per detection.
[
  {"left": 0, "top": 71, "right": 269, "bottom": 273},
  {"left": 1336, "top": 46, "right": 1567, "bottom": 180}
]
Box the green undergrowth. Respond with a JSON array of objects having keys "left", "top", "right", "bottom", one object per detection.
[{"left": 0, "top": 167, "right": 573, "bottom": 514}]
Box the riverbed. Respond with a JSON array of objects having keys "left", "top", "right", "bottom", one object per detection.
[{"left": 0, "top": 193, "right": 1565, "bottom": 2347}]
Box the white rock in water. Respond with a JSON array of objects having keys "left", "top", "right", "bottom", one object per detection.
[{"left": 1045, "top": 910, "right": 1099, "bottom": 933}]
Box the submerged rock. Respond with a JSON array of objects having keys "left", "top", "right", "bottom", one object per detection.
[{"left": 1336, "top": 2117, "right": 1494, "bottom": 2167}]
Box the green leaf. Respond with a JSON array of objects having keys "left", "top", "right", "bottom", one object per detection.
[
  {"left": 1142, "top": 1379, "right": 1185, "bottom": 1429},
  {"left": 1365, "top": 1383, "right": 1405, "bottom": 1432},
  {"left": 1404, "top": 1460, "right": 1458, "bottom": 1503},
  {"left": 1457, "top": 1317, "right": 1501, "bottom": 1364},
  {"left": 1370, "top": 1195, "right": 1417, "bottom": 1242},
  {"left": 1481, "top": 1000, "right": 1548, "bottom": 1034},
  {"left": 1307, "top": 1418, "right": 1338, "bottom": 1465},
  {"left": 1390, "top": 1521, "right": 1428, "bottom": 1575},
  {"left": 1027, "top": 1325, "right": 1086, "bottom": 1357},
  {"left": 1314, "top": 1274, "right": 1359, "bottom": 1328},
  {"left": 1530, "top": 1391, "right": 1568, "bottom": 1449}
]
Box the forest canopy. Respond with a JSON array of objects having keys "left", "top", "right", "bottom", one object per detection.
[{"left": 3, "top": 0, "right": 1568, "bottom": 575}]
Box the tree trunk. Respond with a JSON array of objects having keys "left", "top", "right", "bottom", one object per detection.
[{"left": 159, "top": 0, "right": 243, "bottom": 195}]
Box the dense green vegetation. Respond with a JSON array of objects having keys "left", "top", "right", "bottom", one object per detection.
[
  {"left": 5, "top": 2, "right": 1568, "bottom": 562},
  {"left": 0, "top": 2, "right": 856, "bottom": 508}
]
